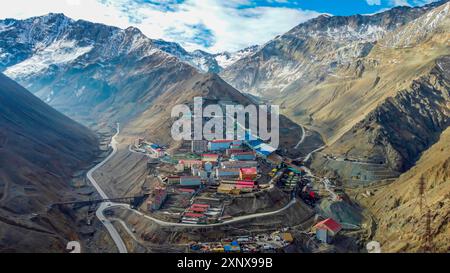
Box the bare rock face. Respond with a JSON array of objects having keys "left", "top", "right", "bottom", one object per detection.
[
  {"left": 221, "top": 1, "right": 450, "bottom": 183},
  {"left": 332, "top": 57, "right": 450, "bottom": 172},
  {"left": 0, "top": 73, "right": 99, "bottom": 252},
  {"left": 363, "top": 127, "right": 450, "bottom": 253},
  {"left": 220, "top": 2, "right": 446, "bottom": 98}
]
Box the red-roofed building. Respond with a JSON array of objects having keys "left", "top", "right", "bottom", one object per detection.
[
  {"left": 178, "top": 188, "right": 196, "bottom": 194},
  {"left": 184, "top": 212, "right": 205, "bottom": 218},
  {"left": 313, "top": 218, "right": 342, "bottom": 243},
  {"left": 226, "top": 149, "right": 245, "bottom": 156},
  {"left": 239, "top": 167, "right": 258, "bottom": 180},
  {"left": 237, "top": 180, "right": 255, "bottom": 187},
  {"left": 212, "top": 139, "right": 233, "bottom": 143},
  {"left": 191, "top": 204, "right": 210, "bottom": 208},
  {"left": 189, "top": 207, "right": 208, "bottom": 213}
]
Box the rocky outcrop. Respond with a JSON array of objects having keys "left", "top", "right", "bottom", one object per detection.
[
  {"left": 362, "top": 127, "right": 450, "bottom": 252},
  {"left": 220, "top": 1, "right": 447, "bottom": 97},
  {"left": 330, "top": 57, "right": 450, "bottom": 172}
]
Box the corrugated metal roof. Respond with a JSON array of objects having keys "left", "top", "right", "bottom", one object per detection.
[
  {"left": 184, "top": 212, "right": 205, "bottom": 218},
  {"left": 314, "top": 218, "right": 342, "bottom": 233}
]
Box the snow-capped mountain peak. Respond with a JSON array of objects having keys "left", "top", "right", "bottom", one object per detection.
[{"left": 214, "top": 45, "right": 260, "bottom": 69}]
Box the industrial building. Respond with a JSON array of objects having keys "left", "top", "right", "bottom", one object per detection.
[
  {"left": 147, "top": 187, "right": 167, "bottom": 211},
  {"left": 180, "top": 176, "right": 202, "bottom": 187},
  {"left": 191, "top": 140, "right": 208, "bottom": 153},
  {"left": 208, "top": 140, "right": 243, "bottom": 151},
  {"left": 221, "top": 160, "right": 258, "bottom": 169},
  {"left": 167, "top": 176, "right": 181, "bottom": 184},
  {"left": 225, "top": 148, "right": 245, "bottom": 156},
  {"left": 217, "top": 180, "right": 256, "bottom": 195},
  {"left": 245, "top": 139, "right": 277, "bottom": 158},
  {"left": 216, "top": 168, "right": 241, "bottom": 179},
  {"left": 230, "top": 151, "right": 256, "bottom": 161},
  {"left": 208, "top": 140, "right": 233, "bottom": 151}
]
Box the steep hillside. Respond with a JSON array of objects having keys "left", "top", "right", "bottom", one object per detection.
[
  {"left": 0, "top": 73, "right": 98, "bottom": 252},
  {"left": 307, "top": 2, "right": 450, "bottom": 183},
  {"left": 361, "top": 127, "right": 449, "bottom": 253},
  {"left": 121, "top": 72, "right": 307, "bottom": 154},
  {"left": 0, "top": 13, "right": 310, "bottom": 155},
  {"left": 220, "top": 1, "right": 450, "bottom": 182},
  {"left": 326, "top": 56, "right": 450, "bottom": 172},
  {"left": 220, "top": 2, "right": 446, "bottom": 98},
  {"left": 0, "top": 14, "right": 196, "bottom": 126},
  {"left": 214, "top": 45, "right": 260, "bottom": 69}
]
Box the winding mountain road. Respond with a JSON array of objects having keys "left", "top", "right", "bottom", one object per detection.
[
  {"left": 302, "top": 145, "right": 326, "bottom": 163},
  {"left": 294, "top": 124, "right": 306, "bottom": 149},
  {"left": 110, "top": 196, "right": 297, "bottom": 228},
  {"left": 87, "top": 123, "right": 128, "bottom": 253},
  {"left": 87, "top": 123, "right": 300, "bottom": 252}
]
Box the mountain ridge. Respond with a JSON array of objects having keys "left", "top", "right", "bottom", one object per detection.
[{"left": 0, "top": 73, "right": 99, "bottom": 252}]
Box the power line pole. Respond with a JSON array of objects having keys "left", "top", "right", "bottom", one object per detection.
[{"left": 417, "top": 175, "right": 433, "bottom": 253}]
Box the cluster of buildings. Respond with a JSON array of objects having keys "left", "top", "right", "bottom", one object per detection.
[
  {"left": 134, "top": 139, "right": 165, "bottom": 158},
  {"left": 140, "top": 135, "right": 284, "bottom": 225},
  {"left": 189, "top": 231, "right": 295, "bottom": 253},
  {"left": 181, "top": 203, "right": 222, "bottom": 224},
  {"left": 166, "top": 138, "right": 274, "bottom": 196}
]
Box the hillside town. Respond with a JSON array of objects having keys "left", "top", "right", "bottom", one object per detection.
[{"left": 128, "top": 130, "right": 352, "bottom": 252}]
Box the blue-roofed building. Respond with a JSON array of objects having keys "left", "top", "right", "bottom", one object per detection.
[
  {"left": 247, "top": 139, "right": 263, "bottom": 149},
  {"left": 245, "top": 138, "right": 276, "bottom": 158}
]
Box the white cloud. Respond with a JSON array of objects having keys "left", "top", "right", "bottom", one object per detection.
[
  {"left": 366, "top": 0, "right": 382, "bottom": 5},
  {"left": 0, "top": 0, "right": 320, "bottom": 53},
  {"left": 390, "top": 0, "right": 411, "bottom": 6}
]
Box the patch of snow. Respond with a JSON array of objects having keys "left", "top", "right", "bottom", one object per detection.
[
  {"left": 4, "top": 39, "right": 93, "bottom": 78},
  {"left": 0, "top": 22, "right": 13, "bottom": 33},
  {"left": 215, "top": 46, "right": 259, "bottom": 68},
  {"left": 75, "top": 86, "right": 85, "bottom": 98},
  {"left": 45, "top": 90, "right": 54, "bottom": 103}
]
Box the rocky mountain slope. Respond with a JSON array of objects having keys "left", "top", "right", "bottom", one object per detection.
[
  {"left": 0, "top": 73, "right": 98, "bottom": 252},
  {"left": 154, "top": 41, "right": 259, "bottom": 73},
  {"left": 221, "top": 2, "right": 446, "bottom": 98},
  {"left": 214, "top": 45, "right": 260, "bottom": 69},
  {"left": 0, "top": 13, "right": 308, "bottom": 154},
  {"left": 222, "top": 1, "right": 450, "bottom": 180},
  {"left": 0, "top": 14, "right": 199, "bottom": 126},
  {"left": 361, "top": 127, "right": 449, "bottom": 252},
  {"left": 0, "top": 14, "right": 247, "bottom": 78},
  {"left": 328, "top": 56, "right": 450, "bottom": 173}
]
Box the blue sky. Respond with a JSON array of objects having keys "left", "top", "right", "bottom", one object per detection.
[
  {"left": 0, "top": 0, "right": 439, "bottom": 53},
  {"left": 235, "top": 0, "right": 436, "bottom": 16}
]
